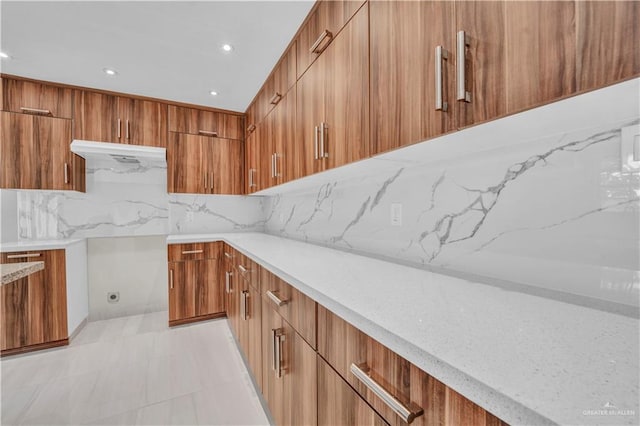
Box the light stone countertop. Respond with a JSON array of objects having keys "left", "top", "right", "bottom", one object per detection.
[
  {"left": 168, "top": 232, "right": 639, "bottom": 426},
  {"left": 1, "top": 261, "right": 44, "bottom": 285},
  {"left": 0, "top": 239, "right": 84, "bottom": 252}
]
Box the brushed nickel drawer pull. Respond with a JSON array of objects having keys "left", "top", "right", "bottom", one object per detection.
[
  {"left": 320, "top": 122, "right": 328, "bottom": 158},
  {"left": 126, "top": 120, "right": 131, "bottom": 139},
  {"left": 310, "top": 29, "right": 333, "bottom": 54},
  {"left": 20, "top": 107, "right": 52, "bottom": 116},
  {"left": 273, "top": 153, "right": 279, "bottom": 177},
  {"left": 198, "top": 130, "right": 218, "bottom": 137},
  {"left": 224, "top": 252, "right": 233, "bottom": 259},
  {"left": 181, "top": 249, "right": 203, "bottom": 254},
  {"left": 314, "top": 125, "right": 319, "bottom": 160},
  {"left": 269, "top": 92, "right": 282, "bottom": 105},
  {"left": 350, "top": 363, "right": 424, "bottom": 424},
  {"left": 210, "top": 172, "right": 214, "bottom": 191},
  {"left": 456, "top": 30, "right": 472, "bottom": 103},
  {"left": 169, "top": 269, "right": 174, "bottom": 289},
  {"left": 241, "top": 290, "right": 248, "bottom": 321},
  {"left": 266, "top": 290, "right": 288, "bottom": 306},
  {"left": 238, "top": 265, "right": 248, "bottom": 273},
  {"left": 7, "top": 253, "right": 42, "bottom": 259},
  {"left": 117, "top": 119, "right": 122, "bottom": 139},
  {"left": 64, "top": 162, "right": 70, "bottom": 184},
  {"left": 435, "top": 46, "right": 449, "bottom": 111},
  {"left": 225, "top": 271, "right": 233, "bottom": 293},
  {"left": 272, "top": 328, "right": 285, "bottom": 378}
]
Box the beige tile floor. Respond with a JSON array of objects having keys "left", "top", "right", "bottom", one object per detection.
[{"left": 0, "top": 312, "right": 270, "bottom": 425}]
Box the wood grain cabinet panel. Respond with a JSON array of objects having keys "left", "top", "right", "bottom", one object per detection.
[
  {"left": 454, "top": 1, "right": 507, "bottom": 129},
  {"left": 119, "top": 98, "right": 168, "bottom": 147},
  {"left": 317, "top": 305, "right": 507, "bottom": 426},
  {"left": 212, "top": 137, "right": 244, "bottom": 195},
  {"left": 318, "top": 355, "right": 388, "bottom": 426},
  {"left": 168, "top": 105, "right": 244, "bottom": 141},
  {"left": 2, "top": 79, "right": 73, "bottom": 118},
  {"left": 245, "top": 124, "right": 261, "bottom": 193},
  {"left": 576, "top": 1, "right": 640, "bottom": 93},
  {"left": 262, "top": 43, "right": 297, "bottom": 120},
  {"left": 297, "top": 0, "right": 366, "bottom": 79},
  {"left": 505, "top": 1, "right": 576, "bottom": 113},
  {"left": 259, "top": 88, "right": 295, "bottom": 190},
  {"left": 370, "top": 0, "right": 455, "bottom": 155},
  {"left": 167, "top": 132, "right": 209, "bottom": 194},
  {"left": 168, "top": 261, "right": 195, "bottom": 322},
  {"left": 73, "top": 90, "right": 119, "bottom": 143},
  {"left": 296, "top": 53, "right": 324, "bottom": 178},
  {"left": 0, "top": 111, "right": 80, "bottom": 191},
  {"left": 1, "top": 249, "right": 68, "bottom": 354}
]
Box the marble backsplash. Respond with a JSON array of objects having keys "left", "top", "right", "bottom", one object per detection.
[
  {"left": 262, "top": 81, "right": 640, "bottom": 308},
  {"left": 15, "top": 163, "right": 264, "bottom": 240}
]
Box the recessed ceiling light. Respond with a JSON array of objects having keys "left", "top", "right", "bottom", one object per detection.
[
  {"left": 210, "top": 90, "right": 218, "bottom": 96},
  {"left": 0, "top": 51, "right": 10, "bottom": 59},
  {"left": 103, "top": 68, "right": 118, "bottom": 76},
  {"left": 222, "top": 44, "right": 233, "bottom": 52}
]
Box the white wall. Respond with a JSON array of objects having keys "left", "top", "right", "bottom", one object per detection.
[
  {"left": 87, "top": 236, "right": 167, "bottom": 320},
  {"left": 0, "top": 190, "right": 18, "bottom": 243}
]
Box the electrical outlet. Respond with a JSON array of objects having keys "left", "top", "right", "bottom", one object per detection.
[{"left": 390, "top": 203, "right": 402, "bottom": 226}]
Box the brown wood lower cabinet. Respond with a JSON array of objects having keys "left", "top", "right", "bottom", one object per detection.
[
  {"left": 0, "top": 249, "right": 68, "bottom": 355},
  {"left": 318, "top": 355, "right": 388, "bottom": 426},
  {"left": 167, "top": 243, "right": 224, "bottom": 326}
]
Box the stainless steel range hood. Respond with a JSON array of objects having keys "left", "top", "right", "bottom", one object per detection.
[{"left": 71, "top": 140, "right": 166, "bottom": 168}]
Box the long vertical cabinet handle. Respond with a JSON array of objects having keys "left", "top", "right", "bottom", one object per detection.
[
  {"left": 204, "top": 173, "right": 207, "bottom": 191},
  {"left": 64, "top": 162, "right": 70, "bottom": 184},
  {"left": 272, "top": 328, "right": 285, "bottom": 378},
  {"left": 435, "top": 46, "right": 449, "bottom": 111},
  {"left": 225, "top": 271, "right": 233, "bottom": 293},
  {"left": 248, "top": 169, "right": 253, "bottom": 188},
  {"left": 169, "top": 269, "right": 174, "bottom": 289},
  {"left": 117, "top": 119, "right": 122, "bottom": 139},
  {"left": 241, "top": 291, "right": 248, "bottom": 320},
  {"left": 126, "top": 120, "right": 131, "bottom": 139},
  {"left": 274, "top": 153, "right": 279, "bottom": 178},
  {"left": 210, "top": 173, "right": 214, "bottom": 192},
  {"left": 456, "top": 30, "right": 472, "bottom": 102},
  {"left": 320, "top": 122, "right": 328, "bottom": 158},
  {"left": 314, "top": 126, "right": 319, "bottom": 160}
]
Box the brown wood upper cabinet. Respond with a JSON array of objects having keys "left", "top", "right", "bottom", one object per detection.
[
  {"left": 167, "top": 132, "right": 244, "bottom": 195},
  {"left": 1, "top": 249, "right": 68, "bottom": 355},
  {"left": 261, "top": 43, "right": 297, "bottom": 120},
  {"left": 2, "top": 79, "right": 73, "bottom": 118},
  {"left": 168, "top": 105, "right": 244, "bottom": 141},
  {"left": 245, "top": 123, "right": 261, "bottom": 194},
  {"left": 73, "top": 90, "right": 167, "bottom": 147},
  {"left": 167, "top": 242, "right": 224, "bottom": 326},
  {"left": 296, "top": 0, "right": 366, "bottom": 79},
  {"left": 297, "top": 3, "right": 369, "bottom": 176}
]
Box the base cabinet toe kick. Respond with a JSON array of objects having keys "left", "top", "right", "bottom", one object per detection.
[{"left": 168, "top": 241, "right": 508, "bottom": 426}]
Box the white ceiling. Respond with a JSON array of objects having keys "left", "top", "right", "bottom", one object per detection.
[{"left": 0, "top": 1, "right": 314, "bottom": 112}]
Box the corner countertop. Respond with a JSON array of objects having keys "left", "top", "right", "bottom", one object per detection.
[
  {"left": 168, "top": 232, "right": 639, "bottom": 426},
  {"left": 1, "top": 261, "right": 44, "bottom": 285},
  {"left": 0, "top": 239, "right": 84, "bottom": 252}
]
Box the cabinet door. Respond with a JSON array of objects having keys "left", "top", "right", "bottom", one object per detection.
[
  {"left": 195, "top": 259, "right": 224, "bottom": 317},
  {"left": 263, "top": 44, "right": 297, "bottom": 119},
  {"left": 211, "top": 137, "right": 244, "bottom": 194},
  {"left": 297, "top": 0, "right": 367, "bottom": 79},
  {"left": 318, "top": 355, "right": 387, "bottom": 426},
  {"left": 246, "top": 281, "right": 262, "bottom": 391},
  {"left": 0, "top": 112, "right": 74, "bottom": 190},
  {"left": 245, "top": 126, "right": 261, "bottom": 193},
  {"left": 454, "top": 1, "right": 506, "bottom": 129},
  {"left": 323, "top": 3, "right": 369, "bottom": 170},
  {"left": 2, "top": 79, "right": 73, "bottom": 118},
  {"left": 167, "top": 132, "right": 209, "bottom": 194},
  {"left": 119, "top": 98, "right": 168, "bottom": 147},
  {"left": 505, "top": 1, "right": 576, "bottom": 113},
  {"left": 168, "top": 105, "right": 244, "bottom": 141},
  {"left": 262, "top": 301, "right": 286, "bottom": 426},
  {"left": 73, "top": 90, "right": 119, "bottom": 143},
  {"left": 224, "top": 267, "right": 239, "bottom": 336},
  {"left": 370, "top": 1, "right": 455, "bottom": 155},
  {"left": 274, "top": 88, "right": 296, "bottom": 184},
  {"left": 284, "top": 320, "right": 318, "bottom": 426},
  {"left": 1, "top": 277, "right": 30, "bottom": 351},
  {"left": 576, "top": 1, "right": 640, "bottom": 93},
  {"left": 259, "top": 112, "right": 277, "bottom": 189},
  {"left": 296, "top": 50, "right": 325, "bottom": 178},
  {"left": 168, "top": 261, "right": 195, "bottom": 322}
]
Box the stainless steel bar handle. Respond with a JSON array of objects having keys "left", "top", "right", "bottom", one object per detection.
[
  {"left": 271, "top": 329, "right": 278, "bottom": 372},
  {"left": 225, "top": 271, "right": 233, "bottom": 293},
  {"left": 314, "top": 126, "right": 319, "bottom": 160},
  {"left": 271, "top": 153, "right": 276, "bottom": 178},
  {"left": 248, "top": 169, "right": 253, "bottom": 188},
  {"left": 198, "top": 130, "right": 218, "bottom": 137},
  {"left": 7, "top": 253, "right": 41, "bottom": 259},
  {"left": 117, "top": 119, "right": 122, "bottom": 139},
  {"left": 266, "top": 290, "right": 288, "bottom": 306},
  {"left": 126, "top": 120, "right": 131, "bottom": 139},
  {"left": 181, "top": 249, "right": 203, "bottom": 254},
  {"left": 435, "top": 46, "right": 449, "bottom": 111},
  {"left": 350, "top": 363, "right": 424, "bottom": 424},
  {"left": 247, "top": 124, "right": 256, "bottom": 133},
  {"left": 170, "top": 269, "right": 174, "bottom": 289},
  {"left": 272, "top": 329, "right": 285, "bottom": 378},
  {"left": 310, "top": 29, "right": 333, "bottom": 54},
  {"left": 241, "top": 291, "right": 248, "bottom": 320},
  {"left": 224, "top": 252, "right": 233, "bottom": 259},
  {"left": 20, "top": 107, "right": 52, "bottom": 116},
  {"left": 251, "top": 169, "right": 257, "bottom": 187},
  {"left": 210, "top": 173, "right": 214, "bottom": 191},
  {"left": 456, "top": 30, "right": 472, "bottom": 102},
  {"left": 320, "top": 122, "right": 328, "bottom": 158},
  {"left": 274, "top": 153, "right": 279, "bottom": 177},
  {"left": 64, "top": 162, "right": 70, "bottom": 184},
  {"left": 238, "top": 265, "right": 248, "bottom": 273},
  {"left": 269, "top": 92, "right": 282, "bottom": 105}
]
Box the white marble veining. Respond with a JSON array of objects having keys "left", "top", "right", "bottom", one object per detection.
[
  {"left": 0, "top": 261, "right": 44, "bottom": 285},
  {"left": 1, "top": 312, "right": 269, "bottom": 426},
  {"left": 168, "top": 232, "right": 639, "bottom": 426},
  {"left": 261, "top": 79, "right": 640, "bottom": 307}
]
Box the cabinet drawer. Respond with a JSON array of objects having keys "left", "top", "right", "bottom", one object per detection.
[
  {"left": 222, "top": 244, "right": 237, "bottom": 264},
  {"left": 1, "top": 250, "right": 46, "bottom": 263},
  {"left": 168, "top": 105, "right": 244, "bottom": 141},
  {"left": 318, "top": 355, "right": 388, "bottom": 426},
  {"left": 236, "top": 254, "right": 260, "bottom": 292},
  {"left": 2, "top": 79, "right": 73, "bottom": 119},
  {"left": 317, "top": 305, "right": 508, "bottom": 426},
  {"left": 261, "top": 268, "right": 316, "bottom": 348},
  {"left": 167, "top": 242, "right": 220, "bottom": 262}
]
